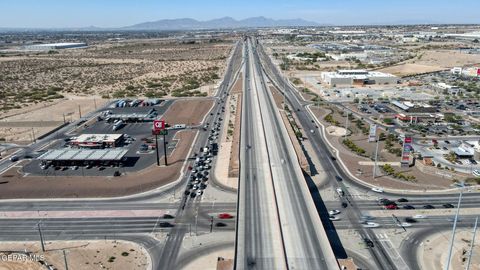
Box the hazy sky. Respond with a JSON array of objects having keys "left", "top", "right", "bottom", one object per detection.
[{"left": 1, "top": 0, "right": 480, "bottom": 28}]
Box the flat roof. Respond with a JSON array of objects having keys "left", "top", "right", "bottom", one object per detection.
[
  {"left": 38, "top": 149, "right": 128, "bottom": 161},
  {"left": 73, "top": 134, "right": 123, "bottom": 143},
  {"left": 27, "top": 42, "right": 87, "bottom": 47}
]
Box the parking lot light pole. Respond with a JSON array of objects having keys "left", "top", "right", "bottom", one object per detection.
[{"left": 466, "top": 217, "right": 478, "bottom": 270}]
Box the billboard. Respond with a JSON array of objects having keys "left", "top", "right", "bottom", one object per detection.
[
  {"left": 401, "top": 136, "right": 412, "bottom": 167},
  {"left": 368, "top": 124, "right": 377, "bottom": 142}
]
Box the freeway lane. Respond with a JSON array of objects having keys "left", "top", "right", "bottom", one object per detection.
[
  {"left": 235, "top": 39, "right": 287, "bottom": 269},
  {"left": 235, "top": 38, "right": 339, "bottom": 269}
]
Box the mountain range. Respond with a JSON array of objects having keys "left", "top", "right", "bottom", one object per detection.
[{"left": 123, "top": 16, "right": 320, "bottom": 30}]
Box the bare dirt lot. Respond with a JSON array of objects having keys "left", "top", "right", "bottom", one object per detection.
[
  {"left": 0, "top": 39, "right": 232, "bottom": 117},
  {"left": 378, "top": 50, "right": 480, "bottom": 77},
  {"left": 0, "top": 96, "right": 107, "bottom": 143},
  {"left": 0, "top": 240, "right": 148, "bottom": 270},
  {"left": 162, "top": 98, "right": 214, "bottom": 126}
]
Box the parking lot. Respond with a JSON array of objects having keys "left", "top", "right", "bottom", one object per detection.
[{"left": 23, "top": 101, "right": 183, "bottom": 177}]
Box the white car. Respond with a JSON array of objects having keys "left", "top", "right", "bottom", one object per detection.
[
  {"left": 329, "top": 215, "right": 341, "bottom": 221},
  {"left": 371, "top": 187, "right": 384, "bottom": 193},
  {"left": 413, "top": 214, "right": 427, "bottom": 219},
  {"left": 196, "top": 190, "right": 203, "bottom": 196},
  {"left": 329, "top": 210, "right": 341, "bottom": 215},
  {"left": 362, "top": 222, "right": 380, "bottom": 228},
  {"left": 336, "top": 188, "right": 344, "bottom": 196},
  {"left": 397, "top": 222, "right": 412, "bottom": 227}
]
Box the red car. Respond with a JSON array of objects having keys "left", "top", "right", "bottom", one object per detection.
[
  {"left": 218, "top": 213, "right": 234, "bottom": 219},
  {"left": 385, "top": 204, "right": 398, "bottom": 210}
]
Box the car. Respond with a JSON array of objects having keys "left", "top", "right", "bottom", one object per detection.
[
  {"left": 9, "top": 155, "right": 19, "bottom": 162},
  {"left": 329, "top": 215, "right": 341, "bottom": 221},
  {"left": 215, "top": 222, "right": 227, "bottom": 227},
  {"left": 162, "top": 214, "right": 175, "bottom": 219},
  {"left": 385, "top": 204, "right": 398, "bottom": 210},
  {"left": 71, "top": 166, "right": 79, "bottom": 171},
  {"left": 335, "top": 176, "right": 343, "bottom": 181},
  {"left": 362, "top": 222, "right": 380, "bottom": 228},
  {"left": 405, "top": 217, "right": 417, "bottom": 223},
  {"left": 423, "top": 204, "right": 435, "bottom": 209},
  {"left": 328, "top": 210, "right": 341, "bottom": 215},
  {"left": 364, "top": 238, "right": 374, "bottom": 248},
  {"left": 158, "top": 222, "right": 174, "bottom": 228},
  {"left": 190, "top": 192, "right": 197, "bottom": 198},
  {"left": 218, "top": 213, "right": 234, "bottom": 219},
  {"left": 413, "top": 214, "right": 427, "bottom": 219},
  {"left": 402, "top": 204, "right": 415, "bottom": 209},
  {"left": 371, "top": 187, "right": 384, "bottom": 193},
  {"left": 360, "top": 215, "right": 375, "bottom": 221},
  {"left": 330, "top": 156, "right": 337, "bottom": 161},
  {"left": 336, "top": 188, "right": 344, "bottom": 196},
  {"left": 443, "top": 203, "right": 455, "bottom": 208},
  {"left": 397, "top": 198, "right": 409, "bottom": 202},
  {"left": 341, "top": 202, "right": 348, "bottom": 208},
  {"left": 184, "top": 190, "right": 191, "bottom": 196},
  {"left": 196, "top": 190, "right": 203, "bottom": 196},
  {"left": 397, "top": 222, "right": 412, "bottom": 227}
]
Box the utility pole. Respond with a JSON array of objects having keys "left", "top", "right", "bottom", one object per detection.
[
  {"left": 78, "top": 105, "right": 82, "bottom": 119},
  {"left": 445, "top": 187, "right": 464, "bottom": 270},
  {"left": 63, "top": 113, "right": 66, "bottom": 124},
  {"left": 37, "top": 222, "right": 45, "bottom": 252},
  {"left": 373, "top": 136, "right": 380, "bottom": 179},
  {"left": 93, "top": 98, "right": 97, "bottom": 110},
  {"left": 466, "top": 217, "right": 478, "bottom": 270},
  {"left": 63, "top": 250, "right": 69, "bottom": 270}
]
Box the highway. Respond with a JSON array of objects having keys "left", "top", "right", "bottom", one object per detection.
[
  {"left": 255, "top": 39, "right": 400, "bottom": 269},
  {"left": 235, "top": 38, "right": 338, "bottom": 269}
]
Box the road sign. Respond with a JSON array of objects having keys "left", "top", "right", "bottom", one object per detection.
[
  {"left": 153, "top": 120, "right": 165, "bottom": 131},
  {"left": 368, "top": 124, "right": 377, "bottom": 142}
]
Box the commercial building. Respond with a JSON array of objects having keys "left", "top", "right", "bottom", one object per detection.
[
  {"left": 70, "top": 134, "right": 124, "bottom": 148},
  {"left": 23, "top": 42, "right": 87, "bottom": 51},
  {"left": 321, "top": 69, "right": 398, "bottom": 86}
]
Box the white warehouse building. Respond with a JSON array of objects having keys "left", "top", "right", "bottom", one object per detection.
[
  {"left": 23, "top": 42, "right": 87, "bottom": 51},
  {"left": 321, "top": 69, "right": 398, "bottom": 86}
]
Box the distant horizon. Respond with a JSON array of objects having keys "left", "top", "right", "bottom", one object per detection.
[
  {"left": 2, "top": 0, "right": 480, "bottom": 28},
  {"left": 0, "top": 16, "right": 479, "bottom": 31}
]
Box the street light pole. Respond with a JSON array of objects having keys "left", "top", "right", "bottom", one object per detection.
[
  {"left": 466, "top": 217, "right": 478, "bottom": 270},
  {"left": 444, "top": 187, "right": 464, "bottom": 270},
  {"left": 163, "top": 132, "right": 168, "bottom": 166},
  {"left": 37, "top": 222, "right": 45, "bottom": 252}
]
